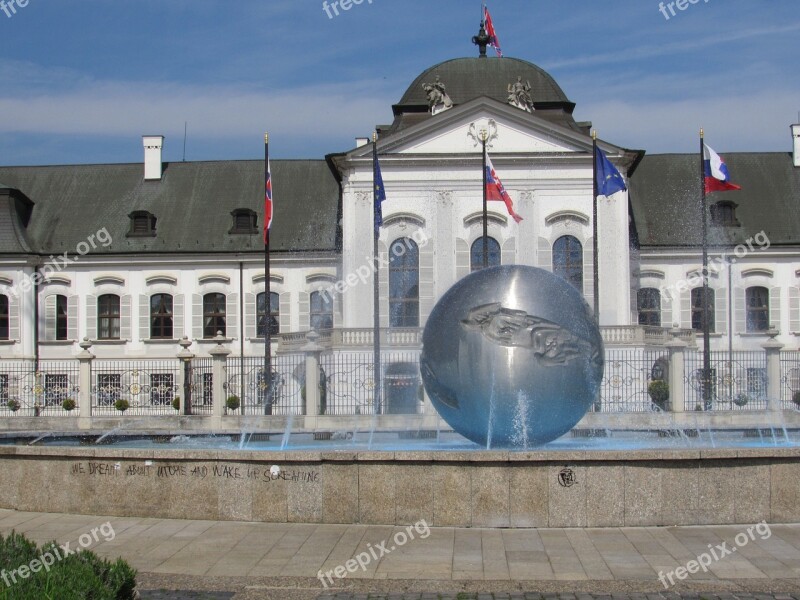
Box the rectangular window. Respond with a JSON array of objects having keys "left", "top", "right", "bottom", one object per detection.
[
  {"left": 44, "top": 374, "right": 69, "bottom": 407},
  {"left": 97, "top": 374, "right": 121, "bottom": 406},
  {"left": 0, "top": 374, "right": 8, "bottom": 404},
  {"left": 150, "top": 373, "right": 174, "bottom": 406},
  {"left": 56, "top": 295, "right": 68, "bottom": 341}
]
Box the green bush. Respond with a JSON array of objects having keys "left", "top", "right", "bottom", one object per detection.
[
  {"left": 114, "top": 399, "right": 129, "bottom": 413},
  {"left": 226, "top": 395, "right": 240, "bottom": 412},
  {"left": 793, "top": 390, "right": 800, "bottom": 408},
  {"left": 61, "top": 398, "right": 76, "bottom": 412},
  {"left": 0, "top": 530, "right": 137, "bottom": 599},
  {"left": 171, "top": 397, "right": 180, "bottom": 411},
  {"left": 733, "top": 393, "right": 750, "bottom": 407},
  {"left": 648, "top": 380, "right": 669, "bottom": 411},
  {"left": 6, "top": 399, "right": 20, "bottom": 413}
]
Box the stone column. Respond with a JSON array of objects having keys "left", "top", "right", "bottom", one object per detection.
[
  {"left": 301, "top": 331, "right": 325, "bottom": 416},
  {"left": 209, "top": 332, "right": 231, "bottom": 418},
  {"left": 666, "top": 327, "right": 687, "bottom": 413},
  {"left": 762, "top": 329, "right": 784, "bottom": 412},
  {"left": 176, "top": 337, "right": 194, "bottom": 416},
  {"left": 77, "top": 338, "right": 94, "bottom": 419}
]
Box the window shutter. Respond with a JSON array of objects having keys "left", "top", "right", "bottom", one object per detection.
[
  {"left": 44, "top": 295, "right": 56, "bottom": 342},
  {"left": 245, "top": 293, "right": 256, "bottom": 339},
  {"left": 298, "top": 292, "right": 310, "bottom": 332},
  {"left": 67, "top": 295, "right": 79, "bottom": 341},
  {"left": 419, "top": 244, "right": 434, "bottom": 326},
  {"left": 583, "top": 237, "right": 594, "bottom": 304},
  {"left": 661, "top": 292, "right": 672, "bottom": 330},
  {"left": 734, "top": 287, "right": 746, "bottom": 334},
  {"left": 8, "top": 296, "right": 20, "bottom": 342},
  {"left": 538, "top": 237, "right": 552, "bottom": 272},
  {"left": 680, "top": 290, "right": 691, "bottom": 330},
  {"left": 226, "top": 293, "right": 238, "bottom": 339},
  {"left": 770, "top": 286, "right": 782, "bottom": 332},
  {"left": 279, "top": 292, "right": 290, "bottom": 334},
  {"left": 501, "top": 237, "right": 516, "bottom": 266},
  {"left": 86, "top": 294, "right": 97, "bottom": 340},
  {"left": 139, "top": 295, "right": 150, "bottom": 342},
  {"left": 173, "top": 294, "right": 184, "bottom": 338},
  {"left": 790, "top": 287, "right": 800, "bottom": 333},
  {"left": 378, "top": 241, "right": 389, "bottom": 328},
  {"left": 192, "top": 294, "right": 203, "bottom": 340},
  {"left": 455, "top": 238, "right": 469, "bottom": 280},
  {"left": 120, "top": 295, "right": 132, "bottom": 341},
  {"left": 715, "top": 288, "right": 728, "bottom": 335}
]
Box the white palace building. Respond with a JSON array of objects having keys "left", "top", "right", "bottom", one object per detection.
[{"left": 1, "top": 43, "right": 800, "bottom": 422}]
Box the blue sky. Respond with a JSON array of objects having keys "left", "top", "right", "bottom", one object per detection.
[{"left": 0, "top": 0, "right": 798, "bottom": 165}]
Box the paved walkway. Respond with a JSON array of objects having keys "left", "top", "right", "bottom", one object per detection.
[{"left": 1, "top": 510, "right": 799, "bottom": 599}]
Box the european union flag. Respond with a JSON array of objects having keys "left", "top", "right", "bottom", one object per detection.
[
  {"left": 374, "top": 156, "right": 386, "bottom": 232},
  {"left": 595, "top": 147, "right": 627, "bottom": 197}
]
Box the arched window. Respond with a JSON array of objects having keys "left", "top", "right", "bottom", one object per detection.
[
  {"left": 0, "top": 295, "right": 8, "bottom": 340},
  {"left": 150, "top": 294, "right": 174, "bottom": 339},
  {"left": 746, "top": 287, "right": 769, "bottom": 332},
  {"left": 637, "top": 288, "right": 661, "bottom": 327},
  {"left": 310, "top": 291, "right": 333, "bottom": 331},
  {"left": 98, "top": 294, "right": 121, "bottom": 340},
  {"left": 203, "top": 293, "right": 226, "bottom": 338},
  {"left": 389, "top": 238, "right": 419, "bottom": 328},
  {"left": 553, "top": 235, "right": 583, "bottom": 292},
  {"left": 55, "top": 295, "right": 68, "bottom": 341},
  {"left": 470, "top": 237, "right": 501, "bottom": 272},
  {"left": 257, "top": 292, "right": 280, "bottom": 337},
  {"left": 691, "top": 288, "right": 715, "bottom": 333}
]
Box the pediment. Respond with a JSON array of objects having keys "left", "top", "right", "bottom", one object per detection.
[{"left": 356, "top": 98, "right": 596, "bottom": 157}]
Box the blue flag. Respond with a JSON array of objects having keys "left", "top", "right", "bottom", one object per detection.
[
  {"left": 595, "top": 147, "right": 627, "bottom": 197},
  {"left": 374, "top": 155, "right": 386, "bottom": 232}
]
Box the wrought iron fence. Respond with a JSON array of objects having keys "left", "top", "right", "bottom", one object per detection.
[
  {"left": 320, "top": 350, "right": 422, "bottom": 415},
  {"left": 781, "top": 351, "right": 800, "bottom": 410},
  {"left": 188, "top": 358, "right": 214, "bottom": 415},
  {"left": 0, "top": 360, "right": 80, "bottom": 417},
  {"left": 684, "top": 351, "right": 767, "bottom": 411},
  {"left": 91, "top": 360, "right": 181, "bottom": 416},
  {"left": 224, "top": 355, "right": 305, "bottom": 416},
  {"left": 599, "top": 350, "right": 667, "bottom": 413}
]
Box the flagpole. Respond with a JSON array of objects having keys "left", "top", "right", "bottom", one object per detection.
[
  {"left": 264, "top": 132, "right": 273, "bottom": 416},
  {"left": 700, "top": 128, "right": 711, "bottom": 411},
  {"left": 481, "top": 129, "right": 488, "bottom": 269},
  {"left": 592, "top": 130, "right": 600, "bottom": 324},
  {"left": 372, "top": 132, "right": 382, "bottom": 415}
]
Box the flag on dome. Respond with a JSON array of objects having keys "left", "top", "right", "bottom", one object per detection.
[
  {"left": 485, "top": 154, "right": 522, "bottom": 223},
  {"left": 484, "top": 4, "right": 502, "bottom": 58},
  {"left": 703, "top": 143, "right": 741, "bottom": 193}
]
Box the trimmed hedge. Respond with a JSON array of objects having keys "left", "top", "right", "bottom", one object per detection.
[{"left": 0, "top": 531, "right": 137, "bottom": 599}]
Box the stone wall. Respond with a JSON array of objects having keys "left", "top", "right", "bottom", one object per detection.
[{"left": 0, "top": 446, "right": 797, "bottom": 527}]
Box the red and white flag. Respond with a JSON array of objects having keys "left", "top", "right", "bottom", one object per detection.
[
  {"left": 264, "top": 159, "right": 273, "bottom": 243},
  {"left": 485, "top": 154, "right": 522, "bottom": 223},
  {"left": 484, "top": 5, "right": 502, "bottom": 58}
]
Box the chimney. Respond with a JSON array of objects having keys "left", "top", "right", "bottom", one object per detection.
[
  {"left": 792, "top": 123, "right": 800, "bottom": 168},
  {"left": 143, "top": 135, "right": 164, "bottom": 180}
]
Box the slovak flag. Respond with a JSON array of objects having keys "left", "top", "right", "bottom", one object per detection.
[
  {"left": 704, "top": 144, "right": 741, "bottom": 193},
  {"left": 484, "top": 5, "right": 502, "bottom": 58},
  {"left": 485, "top": 154, "right": 522, "bottom": 223},
  {"left": 264, "top": 159, "right": 273, "bottom": 243}
]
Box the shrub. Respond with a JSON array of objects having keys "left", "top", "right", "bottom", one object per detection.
[
  {"left": 6, "top": 399, "right": 20, "bottom": 412},
  {"left": 61, "top": 398, "right": 76, "bottom": 412},
  {"left": 0, "top": 530, "right": 137, "bottom": 599},
  {"left": 226, "top": 395, "right": 240, "bottom": 412},
  {"left": 733, "top": 393, "right": 750, "bottom": 407},
  {"left": 647, "top": 380, "right": 669, "bottom": 411},
  {"left": 114, "top": 399, "right": 129, "bottom": 413},
  {"left": 172, "top": 397, "right": 181, "bottom": 411},
  {"left": 793, "top": 390, "right": 800, "bottom": 408}
]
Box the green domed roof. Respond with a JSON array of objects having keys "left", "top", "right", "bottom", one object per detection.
[{"left": 397, "top": 57, "right": 572, "bottom": 108}]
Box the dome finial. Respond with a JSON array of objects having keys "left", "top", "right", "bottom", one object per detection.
[{"left": 472, "top": 20, "right": 490, "bottom": 58}]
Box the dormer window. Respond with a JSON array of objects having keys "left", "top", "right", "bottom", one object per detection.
[
  {"left": 127, "top": 211, "right": 157, "bottom": 237},
  {"left": 710, "top": 201, "right": 739, "bottom": 227},
  {"left": 229, "top": 209, "right": 258, "bottom": 235}
]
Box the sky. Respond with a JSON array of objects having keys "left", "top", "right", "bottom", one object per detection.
[{"left": 0, "top": 0, "right": 798, "bottom": 166}]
